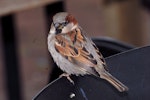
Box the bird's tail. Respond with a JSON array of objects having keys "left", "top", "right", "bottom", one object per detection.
[{"left": 100, "top": 71, "right": 129, "bottom": 92}]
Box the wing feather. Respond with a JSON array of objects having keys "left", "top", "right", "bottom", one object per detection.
[{"left": 54, "top": 28, "right": 98, "bottom": 67}]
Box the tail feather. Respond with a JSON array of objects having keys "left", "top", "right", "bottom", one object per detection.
[{"left": 100, "top": 72, "right": 129, "bottom": 92}]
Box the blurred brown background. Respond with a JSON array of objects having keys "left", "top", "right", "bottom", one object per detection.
[{"left": 0, "top": 0, "right": 150, "bottom": 100}]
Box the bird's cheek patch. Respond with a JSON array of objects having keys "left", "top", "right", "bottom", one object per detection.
[{"left": 50, "top": 26, "right": 56, "bottom": 34}]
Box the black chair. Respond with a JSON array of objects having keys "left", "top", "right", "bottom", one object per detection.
[
  {"left": 92, "top": 37, "right": 134, "bottom": 57},
  {"left": 33, "top": 44, "right": 150, "bottom": 100}
]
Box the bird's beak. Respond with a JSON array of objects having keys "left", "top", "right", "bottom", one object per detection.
[{"left": 56, "top": 25, "right": 63, "bottom": 34}]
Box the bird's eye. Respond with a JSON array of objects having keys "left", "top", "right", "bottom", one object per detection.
[
  {"left": 62, "top": 21, "right": 68, "bottom": 26},
  {"left": 65, "top": 21, "right": 68, "bottom": 25}
]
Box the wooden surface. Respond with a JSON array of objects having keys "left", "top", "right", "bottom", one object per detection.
[
  {"left": 0, "top": 0, "right": 59, "bottom": 16},
  {"left": 101, "top": 0, "right": 144, "bottom": 46}
]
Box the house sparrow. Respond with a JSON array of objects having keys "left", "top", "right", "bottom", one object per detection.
[{"left": 48, "top": 12, "right": 128, "bottom": 92}]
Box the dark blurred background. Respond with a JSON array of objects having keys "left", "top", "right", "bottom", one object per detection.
[{"left": 0, "top": 0, "right": 150, "bottom": 100}]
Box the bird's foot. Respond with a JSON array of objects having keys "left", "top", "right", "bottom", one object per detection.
[{"left": 59, "top": 73, "right": 74, "bottom": 84}]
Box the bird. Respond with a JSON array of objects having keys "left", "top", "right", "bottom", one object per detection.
[{"left": 47, "top": 12, "right": 129, "bottom": 92}]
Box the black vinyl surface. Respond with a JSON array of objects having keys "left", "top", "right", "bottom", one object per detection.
[{"left": 33, "top": 46, "right": 150, "bottom": 100}]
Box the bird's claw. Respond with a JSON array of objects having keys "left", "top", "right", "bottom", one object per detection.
[{"left": 59, "top": 73, "right": 74, "bottom": 84}]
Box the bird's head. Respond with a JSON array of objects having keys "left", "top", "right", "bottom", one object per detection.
[{"left": 50, "top": 12, "right": 78, "bottom": 35}]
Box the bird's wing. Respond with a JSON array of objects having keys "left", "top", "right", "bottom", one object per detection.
[
  {"left": 55, "top": 27, "right": 108, "bottom": 72},
  {"left": 91, "top": 41, "right": 109, "bottom": 71},
  {"left": 54, "top": 28, "right": 98, "bottom": 67},
  {"left": 54, "top": 28, "right": 82, "bottom": 57}
]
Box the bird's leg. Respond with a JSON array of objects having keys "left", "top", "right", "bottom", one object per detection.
[{"left": 59, "top": 73, "right": 74, "bottom": 84}]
